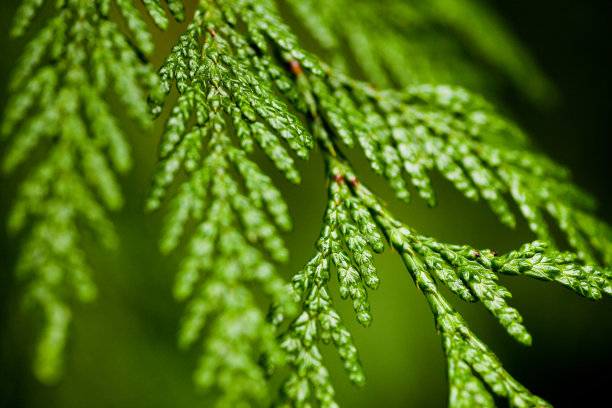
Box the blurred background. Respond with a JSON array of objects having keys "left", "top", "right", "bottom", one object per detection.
[{"left": 1, "top": 0, "right": 611, "bottom": 407}]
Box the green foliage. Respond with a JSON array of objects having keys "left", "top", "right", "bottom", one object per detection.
[
  {"left": 282, "top": 0, "right": 553, "bottom": 102},
  {"left": 3, "top": 0, "right": 611, "bottom": 407},
  {"left": 311, "top": 80, "right": 612, "bottom": 266},
  {"left": 145, "top": 3, "right": 316, "bottom": 404},
  {"left": 2, "top": 0, "right": 181, "bottom": 383},
  {"left": 276, "top": 151, "right": 611, "bottom": 407}
]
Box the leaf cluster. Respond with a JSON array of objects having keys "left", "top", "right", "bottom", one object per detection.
[
  {"left": 2, "top": 0, "right": 179, "bottom": 383},
  {"left": 279, "top": 156, "right": 611, "bottom": 407}
]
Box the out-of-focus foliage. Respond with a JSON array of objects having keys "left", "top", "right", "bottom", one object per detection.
[
  {"left": 3, "top": 0, "right": 611, "bottom": 407},
  {"left": 282, "top": 0, "right": 554, "bottom": 103},
  {"left": 1, "top": 0, "right": 183, "bottom": 383}
]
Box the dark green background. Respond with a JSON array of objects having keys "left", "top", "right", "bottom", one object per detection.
[{"left": 1, "top": 1, "right": 611, "bottom": 407}]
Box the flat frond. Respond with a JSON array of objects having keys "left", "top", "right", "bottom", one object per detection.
[
  {"left": 2, "top": 0, "right": 175, "bottom": 382},
  {"left": 279, "top": 150, "right": 610, "bottom": 406}
]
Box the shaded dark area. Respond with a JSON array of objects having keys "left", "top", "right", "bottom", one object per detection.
[
  {"left": 494, "top": 0, "right": 612, "bottom": 220},
  {"left": 488, "top": 1, "right": 612, "bottom": 405}
]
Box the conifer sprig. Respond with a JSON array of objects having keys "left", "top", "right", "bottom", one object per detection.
[
  {"left": 307, "top": 75, "right": 612, "bottom": 266},
  {"left": 146, "top": 2, "right": 318, "bottom": 403},
  {"left": 274, "top": 157, "right": 381, "bottom": 407},
  {"left": 3, "top": 0, "right": 179, "bottom": 383},
  {"left": 279, "top": 147, "right": 610, "bottom": 407},
  {"left": 147, "top": 0, "right": 612, "bottom": 406}
]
